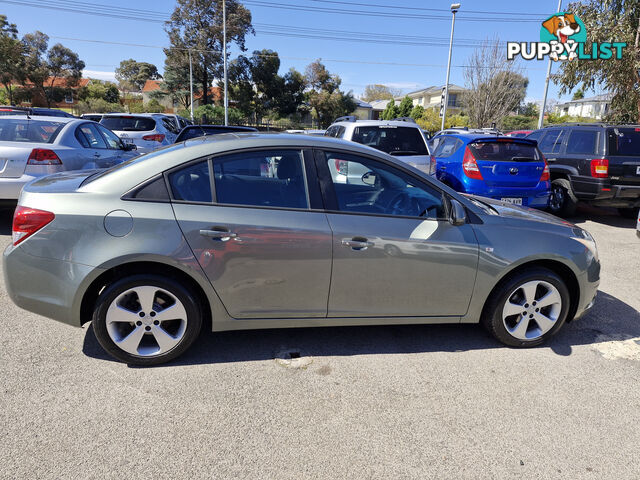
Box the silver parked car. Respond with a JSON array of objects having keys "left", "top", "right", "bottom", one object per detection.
[
  {"left": 0, "top": 115, "right": 138, "bottom": 203},
  {"left": 100, "top": 113, "right": 179, "bottom": 154},
  {"left": 3, "top": 134, "right": 600, "bottom": 365}
]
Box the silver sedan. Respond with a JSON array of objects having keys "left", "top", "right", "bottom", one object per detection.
[
  {"left": 0, "top": 115, "right": 139, "bottom": 203},
  {"left": 3, "top": 134, "right": 600, "bottom": 365}
]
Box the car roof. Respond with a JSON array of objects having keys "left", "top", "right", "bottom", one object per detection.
[
  {"left": 330, "top": 119, "right": 421, "bottom": 128},
  {"left": 101, "top": 113, "right": 165, "bottom": 118},
  {"left": 0, "top": 115, "right": 78, "bottom": 124}
]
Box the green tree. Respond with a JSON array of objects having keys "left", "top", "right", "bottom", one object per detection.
[
  {"left": 519, "top": 102, "right": 539, "bottom": 117},
  {"left": 76, "top": 97, "right": 124, "bottom": 114},
  {"left": 396, "top": 95, "right": 413, "bottom": 117},
  {"left": 304, "top": 60, "right": 356, "bottom": 128},
  {"left": 78, "top": 79, "right": 120, "bottom": 104},
  {"left": 415, "top": 108, "right": 468, "bottom": 134},
  {"left": 410, "top": 104, "right": 425, "bottom": 120},
  {"left": 115, "top": 59, "right": 161, "bottom": 92},
  {"left": 361, "top": 84, "right": 401, "bottom": 102},
  {"left": 154, "top": 59, "right": 196, "bottom": 111},
  {"left": 0, "top": 15, "right": 25, "bottom": 104},
  {"left": 380, "top": 99, "right": 399, "bottom": 120},
  {"left": 553, "top": 0, "right": 640, "bottom": 122},
  {"left": 572, "top": 88, "right": 585, "bottom": 100},
  {"left": 165, "top": 0, "right": 253, "bottom": 105},
  {"left": 22, "top": 32, "right": 85, "bottom": 107}
]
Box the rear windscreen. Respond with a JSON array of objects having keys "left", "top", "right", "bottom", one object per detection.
[
  {"left": 468, "top": 141, "right": 540, "bottom": 161},
  {"left": 0, "top": 118, "right": 65, "bottom": 143},
  {"left": 100, "top": 116, "right": 156, "bottom": 132},
  {"left": 352, "top": 126, "right": 428, "bottom": 155},
  {"left": 607, "top": 128, "right": 640, "bottom": 156}
]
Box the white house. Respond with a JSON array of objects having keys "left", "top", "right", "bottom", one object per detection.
[
  {"left": 554, "top": 93, "right": 612, "bottom": 119},
  {"left": 368, "top": 84, "right": 467, "bottom": 119}
]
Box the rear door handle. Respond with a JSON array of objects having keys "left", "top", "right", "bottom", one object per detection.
[
  {"left": 200, "top": 228, "right": 237, "bottom": 240},
  {"left": 341, "top": 237, "right": 374, "bottom": 250}
]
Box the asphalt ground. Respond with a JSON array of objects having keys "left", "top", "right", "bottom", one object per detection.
[{"left": 0, "top": 205, "right": 638, "bottom": 479}]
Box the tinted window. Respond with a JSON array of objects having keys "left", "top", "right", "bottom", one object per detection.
[
  {"left": 468, "top": 141, "right": 541, "bottom": 161},
  {"left": 566, "top": 130, "right": 598, "bottom": 155},
  {"left": 434, "top": 137, "right": 462, "bottom": 157},
  {"left": 169, "top": 161, "right": 212, "bottom": 203},
  {"left": 538, "top": 129, "right": 565, "bottom": 153},
  {"left": 96, "top": 124, "right": 123, "bottom": 149},
  {"left": 351, "top": 126, "right": 428, "bottom": 155},
  {"left": 162, "top": 117, "right": 179, "bottom": 134},
  {"left": 324, "top": 151, "right": 445, "bottom": 219},
  {"left": 526, "top": 130, "right": 544, "bottom": 142},
  {"left": 0, "top": 118, "right": 65, "bottom": 143},
  {"left": 213, "top": 150, "right": 308, "bottom": 209},
  {"left": 607, "top": 127, "right": 640, "bottom": 156},
  {"left": 130, "top": 176, "right": 169, "bottom": 201},
  {"left": 101, "top": 116, "right": 156, "bottom": 132},
  {"left": 77, "top": 123, "right": 108, "bottom": 149}
]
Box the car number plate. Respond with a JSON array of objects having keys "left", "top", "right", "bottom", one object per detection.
[{"left": 501, "top": 197, "right": 523, "bottom": 205}]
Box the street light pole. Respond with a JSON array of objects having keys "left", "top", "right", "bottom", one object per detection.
[
  {"left": 223, "top": 0, "right": 228, "bottom": 126},
  {"left": 538, "top": 0, "right": 563, "bottom": 129},
  {"left": 441, "top": 3, "right": 460, "bottom": 131},
  {"left": 189, "top": 49, "right": 194, "bottom": 122}
]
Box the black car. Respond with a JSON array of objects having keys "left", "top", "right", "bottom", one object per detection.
[
  {"left": 174, "top": 125, "right": 258, "bottom": 143},
  {"left": 528, "top": 123, "right": 640, "bottom": 217}
]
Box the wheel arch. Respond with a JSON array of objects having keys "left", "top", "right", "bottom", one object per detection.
[
  {"left": 481, "top": 259, "right": 580, "bottom": 324},
  {"left": 79, "top": 260, "right": 213, "bottom": 328}
]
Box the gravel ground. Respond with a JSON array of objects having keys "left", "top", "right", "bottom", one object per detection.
[{"left": 0, "top": 205, "right": 638, "bottom": 479}]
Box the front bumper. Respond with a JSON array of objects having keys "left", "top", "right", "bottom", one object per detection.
[{"left": 3, "top": 244, "right": 101, "bottom": 327}]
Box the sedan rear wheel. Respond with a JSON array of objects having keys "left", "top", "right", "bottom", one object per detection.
[
  {"left": 482, "top": 268, "right": 570, "bottom": 347},
  {"left": 92, "top": 275, "right": 202, "bottom": 365}
]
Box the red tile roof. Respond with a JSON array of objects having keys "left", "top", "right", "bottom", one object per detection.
[{"left": 142, "top": 79, "right": 162, "bottom": 92}]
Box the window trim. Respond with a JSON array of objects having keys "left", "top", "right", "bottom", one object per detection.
[{"left": 313, "top": 147, "right": 451, "bottom": 222}]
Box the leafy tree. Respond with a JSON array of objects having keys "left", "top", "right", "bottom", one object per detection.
[
  {"left": 410, "top": 105, "right": 425, "bottom": 120},
  {"left": 397, "top": 95, "right": 414, "bottom": 117},
  {"left": 0, "top": 15, "right": 25, "bottom": 104},
  {"left": 145, "top": 99, "right": 165, "bottom": 113},
  {"left": 193, "top": 104, "right": 243, "bottom": 124},
  {"left": 501, "top": 115, "right": 538, "bottom": 131},
  {"left": 361, "top": 84, "right": 402, "bottom": 102},
  {"left": 415, "top": 108, "right": 468, "bottom": 134},
  {"left": 154, "top": 59, "right": 195, "bottom": 111},
  {"left": 277, "top": 67, "right": 307, "bottom": 117},
  {"left": 22, "top": 32, "right": 85, "bottom": 107},
  {"left": 380, "top": 99, "right": 399, "bottom": 120},
  {"left": 572, "top": 88, "right": 585, "bottom": 100},
  {"left": 165, "top": 0, "right": 254, "bottom": 105},
  {"left": 78, "top": 79, "right": 120, "bottom": 103},
  {"left": 76, "top": 97, "right": 124, "bottom": 114},
  {"left": 519, "top": 102, "right": 539, "bottom": 117},
  {"left": 304, "top": 60, "right": 356, "bottom": 128},
  {"left": 115, "top": 59, "right": 161, "bottom": 92},
  {"left": 553, "top": 0, "right": 640, "bottom": 122}
]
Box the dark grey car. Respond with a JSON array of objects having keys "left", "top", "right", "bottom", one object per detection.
[{"left": 3, "top": 134, "right": 600, "bottom": 365}]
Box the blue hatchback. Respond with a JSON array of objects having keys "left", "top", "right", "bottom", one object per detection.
[{"left": 432, "top": 134, "right": 550, "bottom": 208}]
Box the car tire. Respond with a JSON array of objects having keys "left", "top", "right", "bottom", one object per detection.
[
  {"left": 481, "top": 267, "right": 571, "bottom": 347},
  {"left": 548, "top": 178, "right": 578, "bottom": 217},
  {"left": 92, "top": 274, "right": 203, "bottom": 366},
  {"left": 618, "top": 207, "right": 639, "bottom": 219}
]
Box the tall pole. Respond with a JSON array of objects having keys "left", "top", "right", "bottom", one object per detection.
[
  {"left": 441, "top": 3, "right": 459, "bottom": 131},
  {"left": 223, "top": 0, "right": 228, "bottom": 126},
  {"left": 538, "top": 0, "right": 563, "bottom": 129},
  {"left": 189, "top": 49, "right": 194, "bottom": 122}
]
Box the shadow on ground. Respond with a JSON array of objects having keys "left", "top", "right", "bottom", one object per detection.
[
  {"left": 570, "top": 203, "right": 637, "bottom": 229},
  {"left": 0, "top": 208, "right": 13, "bottom": 236},
  {"left": 82, "top": 290, "right": 640, "bottom": 367}
]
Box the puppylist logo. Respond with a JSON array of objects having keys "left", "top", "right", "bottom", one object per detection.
[{"left": 507, "top": 12, "right": 626, "bottom": 61}]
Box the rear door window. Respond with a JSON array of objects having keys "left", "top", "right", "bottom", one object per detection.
[
  {"left": 77, "top": 123, "right": 108, "bottom": 149},
  {"left": 100, "top": 116, "right": 156, "bottom": 132},
  {"left": 168, "top": 160, "right": 212, "bottom": 203},
  {"left": 351, "top": 126, "right": 428, "bottom": 155},
  {"left": 607, "top": 127, "right": 640, "bottom": 156},
  {"left": 566, "top": 130, "right": 598, "bottom": 155}
]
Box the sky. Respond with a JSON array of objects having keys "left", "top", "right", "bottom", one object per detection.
[{"left": 0, "top": 0, "right": 607, "bottom": 104}]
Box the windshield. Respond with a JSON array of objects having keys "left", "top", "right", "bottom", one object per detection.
[
  {"left": 468, "top": 141, "right": 540, "bottom": 162},
  {"left": 352, "top": 126, "right": 428, "bottom": 155},
  {"left": 101, "top": 116, "right": 156, "bottom": 132},
  {"left": 0, "top": 118, "right": 66, "bottom": 143},
  {"left": 607, "top": 127, "right": 640, "bottom": 156}
]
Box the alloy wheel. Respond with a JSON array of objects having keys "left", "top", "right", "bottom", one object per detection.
[
  {"left": 105, "top": 286, "right": 188, "bottom": 357},
  {"left": 549, "top": 185, "right": 565, "bottom": 212},
  {"left": 502, "top": 280, "right": 562, "bottom": 341}
]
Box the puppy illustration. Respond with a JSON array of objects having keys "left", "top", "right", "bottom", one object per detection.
[{"left": 542, "top": 14, "right": 581, "bottom": 61}]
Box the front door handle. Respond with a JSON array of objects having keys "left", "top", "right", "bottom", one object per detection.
[
  {"left": 200, "top": 228, "right": 237, "bottom": 240},
  {"left": 342, "top": 237, "right": 374, "bottom": 250}
]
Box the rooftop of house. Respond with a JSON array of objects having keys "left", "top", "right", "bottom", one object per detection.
[{"left": 556, "top": 93, "right": 613, "bottom": 106}]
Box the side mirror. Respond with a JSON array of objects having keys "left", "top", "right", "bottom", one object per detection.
[
  {"left": 449, "top": 199, "right": 467, "bottom": 226},
  {"left": 361, "top": 171, "right": 377, "bottom": 186}
]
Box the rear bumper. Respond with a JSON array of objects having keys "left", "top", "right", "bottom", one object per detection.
[
  {"left": 0, "top": 174, "right": 36, "bottom": 200},
  {"left": 463, "top": 184, "right": 550, "bottom": 208},
  {"left": 3, "top": 243, "right": 100, "bottom": 327},
  {"left": 571, "top": 175, "right": 640, "bottom": 207}
]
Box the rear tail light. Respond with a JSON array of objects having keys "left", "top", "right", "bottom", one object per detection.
[
  {"left": 429, "top": 155, "right": 436, "bottom": 175},
  {"left": 12, "top": 206, "right": 55, "bottom": 246},
  {"left": 142, "top": 134, "right": 165, "bottom": 142},
  {"left": 27, "top": 148, "right": 62, "bottom": 165},
  {"left": 462, "top": 146, "right": 483, "bottom": 180},
  {"left": 540, "top": 157, "right": 550, "bottom": 182},
  {"left": 335, "top": 159, "right": 348, "bottom": 175},
  {"left": 590, "top": 158, "right": 609, "bottom": 178}
]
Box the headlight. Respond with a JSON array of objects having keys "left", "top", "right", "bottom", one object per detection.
[{"left": 572, "top": 228, "right": 598, "bottom": 261}]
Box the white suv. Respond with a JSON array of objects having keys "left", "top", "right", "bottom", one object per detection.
[
  {"left": 325, "top": 117, "right": 433, "bottom": 181},
  {"left": 100, "top": 114, "right": 179, "bottom": 154}
]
